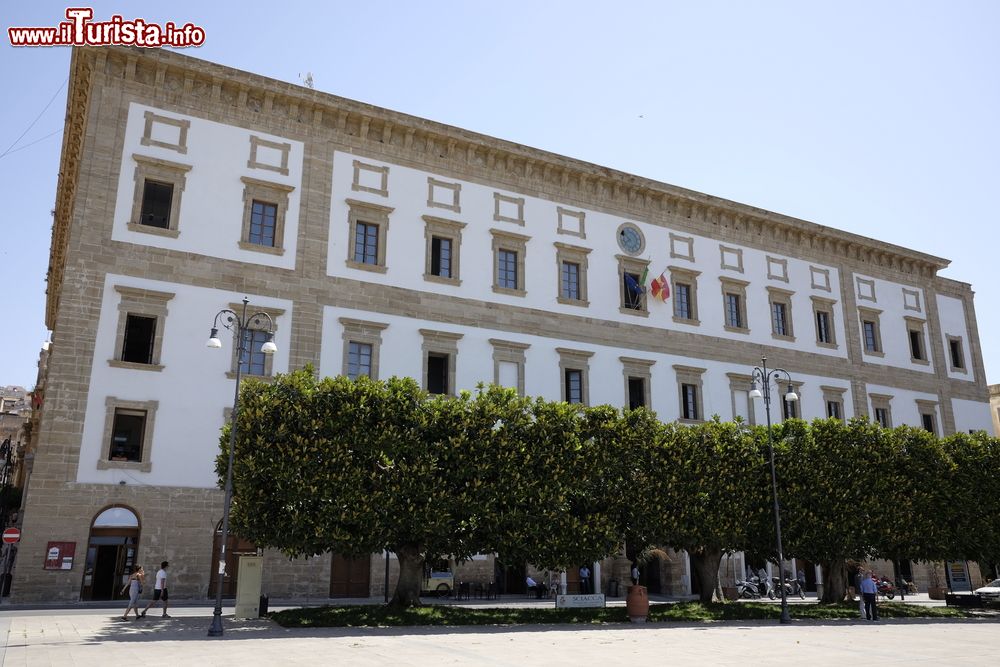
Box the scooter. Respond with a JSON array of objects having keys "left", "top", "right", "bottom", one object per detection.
[
  {"left": 768, "top": 576, "right": 806, "bottom": 600},
  {"left": 877, "top": 578, "right": 896, "bottom": 600},
  {"left": 736, "top": 577, "right": 761, "bottom": 599}
]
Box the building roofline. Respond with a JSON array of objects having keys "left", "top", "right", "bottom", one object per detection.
[{"left": 46, "top": 46, "right": 952, "bottom": 326}]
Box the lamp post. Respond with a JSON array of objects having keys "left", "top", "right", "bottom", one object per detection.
[
  {"left": 205, "top": 297, "right": 277, "bottom": 637},
  {"left": 749, "top": 354, "right": 797, "bottom": 625}
]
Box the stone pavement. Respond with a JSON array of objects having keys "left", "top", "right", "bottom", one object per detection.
[{"left": 0, "top": 605, "right": 997, "bottom": 666}]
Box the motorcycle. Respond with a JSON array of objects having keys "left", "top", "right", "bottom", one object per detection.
[
  {"left": 877, "top": 578, "right": 896, "bottom": 600},
  {"left": 736, "top": 577, "right": 761, "bottom": 599},
  {"left": 767, "top": 576, "right": 807, "bottom": 600}
]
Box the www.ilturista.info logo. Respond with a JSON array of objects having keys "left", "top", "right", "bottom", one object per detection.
[{"left": 8, "top": 8, "right": 206, "bottom": 48}]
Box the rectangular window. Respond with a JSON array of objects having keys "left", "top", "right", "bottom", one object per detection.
[
  {"left": 826, "top": 401, "right": 842, "bottom": 419},
  {"left": 353, "top": 222, "right": 379, "bottom": 265},
  {"left": 909, "top": 329, "right": 923, "bottom": 361},
  {"left": 109, "top": 409, "right": 146, "bottom": 462},
  {"left": 140, "top": 180, "right": 173, "bottom": 229},
  {"left": 949, "top": 339, "right": 965, "bottom": 369},
  {"left": 681, "top": 383, "right": 699, "bottom": 420},
  {"left": 561, "top": 261, "right": 580, "bottom": 301},
  {"left": 427, "top": 353, "right": 449, "bottom": 395},
  {"left": 781, "top": 398, "right": 798, "bottom": 420},
  {"left": 816, "top": 311, "right": 831, "bottom": 344},
  {"left": 121, "top": 315, "right": 156, "bottom": 365},
  {"left": 874, "top": 407, "right": 890, "bottom": 428},
  {"left": 623, "top": 272, "right": 643, "bottom": 310},
  {"left": 921, "top": 413, "right": 935, "bottom": 433},
  {"left": 725, "top": 293, "right": 742, "bottom": 328},
  {"left": 430, "top": 236, "right": 452, "bottom": 278},
  {"left": 627, "top": 377, "right": 645, "bottom": 410},
  {"left": 497, "top": 249, "right": 518, "bottom": 290},
  {"left": 675, "top": 283, "right": 691, "bottom": 320},
  {"left": 772, "top": 302, "right": 788, "bottom": 336},
  {"left": 565, "top": 369, "right": 583, "bottom": 404},
  {"left": 248, "top": 200, "right": 277, "bottom": 247},
  {"left": 863, "top": 321, "right": 879, "bottom": 352},
  {"left": 347, "top": 341, "right": 373, "bottom": 380},
  {"left": 239, "top": 329, "right": 269, "bottom": 376}
]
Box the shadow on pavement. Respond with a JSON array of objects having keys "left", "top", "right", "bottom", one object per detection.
[{"left": 78, "top": 611, "right": 1000, "bottom": 645}]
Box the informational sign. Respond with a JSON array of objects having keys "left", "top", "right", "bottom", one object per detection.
[
  {"left": 555, "top": 593, "right": 606, "bottom": 609},
  {"left": 2, "top": 528, "right": 20, "bottom": 544},
  {"left": 43, "top": 541, "right": 76, "bottom": 570},
  {"left": 948, "top": 561, "right": 970, "bottom": 592}
]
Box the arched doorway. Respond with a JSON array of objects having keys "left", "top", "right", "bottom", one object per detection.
[
  {"left": 80, "top": 506, "right": 140, "bottom": 601},
  {"left": 208, "top": 520, "right": 257, "bottom": 598}
]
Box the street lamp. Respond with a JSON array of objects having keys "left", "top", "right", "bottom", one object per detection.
[
  {"left": 205, "top": 297, "right": 276, "bottom": 637},
  {"left": 749, "top": 354, "right": 797, "bottom": 625}
]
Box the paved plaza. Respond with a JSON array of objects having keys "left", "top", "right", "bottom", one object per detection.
[{"left": 0, "top": 603, "right": 997, "bottom": 666}]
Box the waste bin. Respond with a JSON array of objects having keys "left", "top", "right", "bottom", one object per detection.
[
  {"left": 608, "top": 578, "right": 619, "bottom": 597},
  {"left": 259, "top": 594, "right": 269, "bottom": 617}
]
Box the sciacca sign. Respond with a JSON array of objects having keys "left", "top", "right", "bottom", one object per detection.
[{"left": 555, "top": 593, "right": 605, "bottom": 608}]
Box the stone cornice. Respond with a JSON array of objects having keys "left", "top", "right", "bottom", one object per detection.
[
  {"left": 46, "top": 46, "right": 952, "bottom": 330},
  {"left": 46, "top": 47, "right": 93, "bottom": 329}
]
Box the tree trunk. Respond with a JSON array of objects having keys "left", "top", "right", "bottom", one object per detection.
[
  {"left": 819, "top": 559, "right": 848, "bottom": 603},
  {"left": 389, "top": 543, "right": 424, "bottom": 608},
  {"left": 689, "top": 547, "right": 724, "bottom": 603}
]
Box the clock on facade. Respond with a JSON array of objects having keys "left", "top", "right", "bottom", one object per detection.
[{"left": 617, "top": 223, "right": 645, "bottom": 255}]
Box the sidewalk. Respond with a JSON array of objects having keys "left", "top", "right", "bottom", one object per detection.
[{"left": 0, "top": 606, "right": 996, "bottom": 666}]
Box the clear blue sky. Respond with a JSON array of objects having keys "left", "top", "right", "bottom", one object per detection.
[{"left": 2, "top": 1, "right": 997, "bottom": 389}]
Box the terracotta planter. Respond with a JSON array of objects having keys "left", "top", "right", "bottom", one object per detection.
[
  {"left": 928, "top": 586, "right": 946, "bottom": 600},
  {"left": 626, "top": 584, "right": 649, "bottom": 623}
]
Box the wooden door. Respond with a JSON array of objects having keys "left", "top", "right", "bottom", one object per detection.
[
  {"left": 208, "top": 531, "right": 257, "bottom": 599},
  {"left": 330, "top": 554, "right": 371, "bottom": 597}
]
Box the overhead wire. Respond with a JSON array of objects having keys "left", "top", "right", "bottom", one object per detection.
[{"left": 0, "top": 75, "right": 68, "bottom": 160}]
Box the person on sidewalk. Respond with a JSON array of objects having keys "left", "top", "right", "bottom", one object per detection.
[
  {"left": 120, "top": 566, "right": 145, "bottom": 620},
  {"left": 579, "top": 565, "right": 591, "bottom": 594},
  {"left": 631, "top": 562, "right": 640, "bottom": 586},
  {"left": 141, "top": 561, "right": 170, "bottom": 618},
  {"left": 859, "top": 570, "right": 879, "bottom": 621}
]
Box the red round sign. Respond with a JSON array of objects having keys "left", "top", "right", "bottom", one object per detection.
[{"left": 2, "top": 528, "right": 20, "bottom": 544}]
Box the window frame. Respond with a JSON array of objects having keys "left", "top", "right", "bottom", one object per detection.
[
  {"left": 947, "top": 335, "right": 967, "bottom": 373},
  {"left": 555, "top": 242, "right": 591, "bottom": 306},
  {"left": 727, "top": 372, "right": 756, "bottom": 426},
  {"left": 98, "top": 397, "right": 158, "bottom": 472},
  {"left": 128, "top": 154, "right": 192, "bottom": 238},
  {"left": 767, "top": 286, "right": 795, "bottom": 341},
  {"left": 490, "top": 338, "right": 530, "bottom": 396},
  {"left": 345, "top": 199, "right": 393, "bottom": 273},
  {"left": 621, "top": 356, "right": 655, "bottom": 410},
  {"left": 617, "top": 254, "right": 650, "bottom": 316},
  {"left": 490, "top": 229, "right": 529, "bottom": 297},
  {"left": 670, "top": 266, "right": 701, "bottom": 325},
  {"left": 109, "top": 286, "right": 175, "bottom": 372},
  {"left": 340, "top": 317, "right": 389, "bottom": 380},
  {"left": 674, "top": 364, "right": 706, "bottom": 423},
  {"left": 720, "top": 277, "right": 750, "bottom": 334},
  {"left": 238, "top": 176, "right": 294, "bottom": 255},
  {"left": 916, "top": 399, "right": 939, "bottom": 436},
  {"left": 870, "top": 393, "right": 893, "bottom": 428},
  {"left": 557, "top": 348, "right": 594, "bottom": 406},
  {"left": 420, "top": 329, "right": 463, "bottom": 396},
  {"left": 811, "top": 296, "right": 838, "bottom": 349},
  {"left": 779, "top": 383, "right": 803, "bottom": 421},
  {"left": 904, "top": 316, "right": 929, "bottom": 365},
  {"left": 423, "top": 215, "right": 466, "bottom": 286},
  {"left": 821, "top": 385, "right": 847, "bottom": 422},
  {"left": 858, "top": 306, "right": 884, "bottom": 357}
]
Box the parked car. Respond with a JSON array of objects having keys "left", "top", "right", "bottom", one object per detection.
[{"left": 974, "top": 579, "right": 1000, "bottom": 601}]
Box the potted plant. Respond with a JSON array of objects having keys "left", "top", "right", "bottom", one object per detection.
[{"left": 927, "top": 562, "right": 946, "bottom": 600}]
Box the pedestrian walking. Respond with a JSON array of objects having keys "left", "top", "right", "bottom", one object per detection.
[
  {"left": 631, "top": 562, "right": 640, "bottom": 586},
  {"left": 855, "top": 568, "right": 865, "bottom": 619},
  {"left": 860, "top": 570, "right": 879, "bottom": 621},
  {"left": 141, "top": 561, "right": 170, "bottom": 618},
  {"left": 120, "top": 566, "right": 145, "bottom": 620},
  {"left": 579, "top": 565, "right": 591, "bottom": 594}
]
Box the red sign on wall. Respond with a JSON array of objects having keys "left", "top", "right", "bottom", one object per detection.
[{"left": 43, "top": 541, "right": 76, "bottom": 570}]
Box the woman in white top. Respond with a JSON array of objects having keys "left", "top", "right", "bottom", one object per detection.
[{"left": 121, "top": 565, "right": 145, "bottom": 620}]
